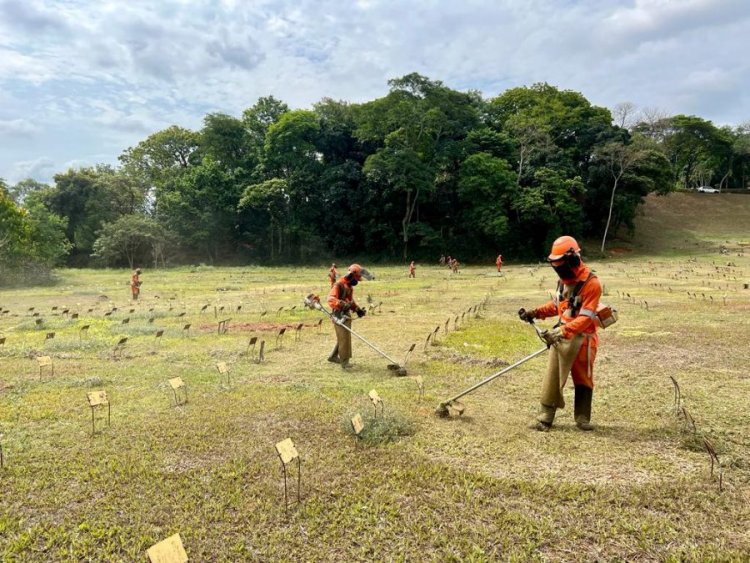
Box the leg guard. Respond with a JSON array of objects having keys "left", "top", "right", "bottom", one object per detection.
[
  {"left": 536, "top": 404, "right": 556, "bottom": 431},
  {"left": 574, "top": 385, "right": 594, "bottom": 431},
  {"left": 334, "top": 321, "right": 352, "bottom": 361},
  {"left": 327, "top": 343, "right": 340, "bottom": 363}
]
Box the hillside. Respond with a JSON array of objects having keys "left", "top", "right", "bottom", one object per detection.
[{"left": 626, "top": 192, "right": 750, "bottom": 255}]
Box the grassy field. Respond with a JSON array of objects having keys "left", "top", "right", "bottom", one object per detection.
[{"left": 1, "top": 194, "right": 749, "bottom": 561}]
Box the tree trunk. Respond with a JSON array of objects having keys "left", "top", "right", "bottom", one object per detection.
[
  {"left": 402, "top": 187, "right": 421, "bottom": 260},
  {"left": 601, "top": 175, "right": 621, "bottom": 254}
]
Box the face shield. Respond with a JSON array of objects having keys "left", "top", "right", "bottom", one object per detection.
[{"left": 549, "top": 252, "right": 581, "bottom": 281}]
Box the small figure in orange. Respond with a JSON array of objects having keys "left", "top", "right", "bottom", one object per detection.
[
  {"left": 408, "top": 261, "right": 416, "bottom": 278},
  {"left": 130, "top": 268, "right": 142, "bottom": 300},
  {"left": 518, "top": 236, "right": 602, "bottom": 432},
  {"left": 450, "top": 258, "right": 460, "bottom": 274},
  {"left": 328, "top": 263, "right": 338, "bottom": 287},
  {"left": 495, "top": 254, "right": 503, "bottom": 273}
]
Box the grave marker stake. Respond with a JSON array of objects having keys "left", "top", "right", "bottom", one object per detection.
[{"left": 275, "top": 438, "right": 301, "bottom": 515}]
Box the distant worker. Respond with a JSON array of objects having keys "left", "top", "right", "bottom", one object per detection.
[
  {"left": 328, "top": 263, "right": 338, "bottom": 287},
  {"left": 496, "top": 254, "right": 503, "bottom": 273},
  {"left": 327, "top": 264, "right": 375, "bottom": 369},
  {"left": 450, "top": 258, "right": 460, "bottom": 274},
  {"left": 409, "top": 261, "right": 416, "bottom": 278},
  {"left": 518, "top": 236, "right": 602, "bottom": 432},
  {"left": 130, "top": 268, "right": 142, "bottom": 300},
  {"left": 439, "top": 254, "right": 446, "bottom": 266}
]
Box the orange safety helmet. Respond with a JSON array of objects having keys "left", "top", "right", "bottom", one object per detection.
[
  {"left": 348, "top": 264, "right": 374, "bottom": 281},
  {"left": 548, "top": 236, "right": 581, "bottom": 261}
]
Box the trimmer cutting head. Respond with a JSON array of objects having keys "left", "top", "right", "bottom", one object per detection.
[
  {"left": 387, "top": 363, "right": 408, "bottom": 376},
  {"left": 435, "top": 400, "right": 465, "bottom": 418}
]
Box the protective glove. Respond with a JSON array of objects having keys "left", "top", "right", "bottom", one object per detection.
[
  {"left": 518, "top": 308, "right": 536, "bottom": 323},
  {"left": 356, "top": 308, "right": 366, "bottom": 318},
  {"left": 541, "top": 327, "right": 564, "bottom": 346}
]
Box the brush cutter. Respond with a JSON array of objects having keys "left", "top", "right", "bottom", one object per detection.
[
  {"left": 435, "top": 320, "right": 550, "bottom": 417},
  {"left": 304, "top": 294, "right": 408, "bottom": 376}
]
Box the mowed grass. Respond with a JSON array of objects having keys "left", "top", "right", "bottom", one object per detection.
[{"left": 2, "top": 242, "right": 750, "bottom": 558}]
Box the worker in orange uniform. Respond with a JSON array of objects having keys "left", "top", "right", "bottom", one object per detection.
[
  {"left": 408, "top": 261, "right": 416, "bottom": 278},
  {"left": 518, "top": 236, "right": 601, "bottom": 431},
  {"left": 327, "top": 264, "right": 375, "bottom": 369},
  {"left": 495, "top": 254, "right": 503, "bottom": 273},
  {"left": 130, "top": 268, "right": 142, "bottom": 300},
  {"left": 328, "top": 263, "right": 338, "bottom": 287}
]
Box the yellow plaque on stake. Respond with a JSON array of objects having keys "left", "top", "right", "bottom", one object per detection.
[
  {"left": 275, "top": 438, "right": 299, "bottom": 464},
  {"left": 146, "top": 533, "right": 188, "bottom": 563},
  {"left": 351, "top": 414, "right": 364, "bottom": 435},
  {"left": 216, "top": 361, "right": 229, "bottom": 374},
  {"left": 368, "top": 389, "right": 381, "bottom": 406},
  {"left": 169, "top": 377, "right": 184, "bottom": 390},
  {"left": 37, "top": 356, "right": 52, "bottom": 367},
  {"left": 87, "top": 390, "right": 108, "bottom": 407}
]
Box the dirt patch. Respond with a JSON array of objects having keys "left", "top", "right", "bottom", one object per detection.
[{"left": 608, "top": 247, "right": 632, "bottom": 255}]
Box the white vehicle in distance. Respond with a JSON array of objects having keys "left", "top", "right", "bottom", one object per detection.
[{"left": 696, "top": 186, "right": 719, "bottom": 193}]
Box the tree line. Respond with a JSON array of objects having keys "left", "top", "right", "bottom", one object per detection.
[{"left": 2, "top": 75, "right": 749, "bottom": 283}]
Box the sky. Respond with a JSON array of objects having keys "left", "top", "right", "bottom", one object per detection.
[{"left": 1, "top": 0, "right": 749, "bottom": 185}]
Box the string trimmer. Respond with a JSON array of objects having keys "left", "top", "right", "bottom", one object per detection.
[
  {"left": 435, "top": 320, "right": 550, "bottom": 417},
  {"left": 304, "top": 294, "right": 408, "bottom": 376}
]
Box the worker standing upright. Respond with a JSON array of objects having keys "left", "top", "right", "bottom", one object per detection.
[
  {"left": 495, "top": 254, "right": 503, "bottom": 273},
  {"left": 408, "top": 261, "right": 416, "bottom": 278},
  {"left": 328, "top": 263, "right": 338, "bottom": 287},
  {"left": 327, "top": 264, "right": 374, "bottom": 369},
  {"left": 130, "top": 268, "right": 142, "bottom": 300},
  {"left": 518, "top": 236, "right": 602, "bottom": 431}
]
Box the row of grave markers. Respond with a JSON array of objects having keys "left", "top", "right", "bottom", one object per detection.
[{"left": 423, "top": 297, "right": 489, "bottom": 352}]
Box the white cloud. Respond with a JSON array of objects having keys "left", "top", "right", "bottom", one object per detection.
[
  {"left": 1, "top": 0, "right": 749, "bottom": 180},
  {"left": 0, "top": 118, "right": 38, "bottom": 136},
  {"left": 8, "top": 156, "right": 55, "bottom": 183}
]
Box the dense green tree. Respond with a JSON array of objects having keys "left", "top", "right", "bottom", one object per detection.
[
  {"left": 156, "top": 160, "right": 240, "bottom": 262},
  {"left": 119, "top": 126, "right": 200, "bottom": 189},
  {"left": 92, "top": 215, "right": 175, "bottom": 268},
  {"left": 200, "top": 113, "right": 253, "bottom": 174}
]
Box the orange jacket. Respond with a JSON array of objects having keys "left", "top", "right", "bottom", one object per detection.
[
  {"left": 131, "top": 273, "right": 141, "bottom": 290},
  {"left": 496, "top": 256, "right": 502, "bottom": 266},
  {"left": 328, "top": 276, "right": 358, "bottom": 312},
  {"left": 328, "top": 267, "right": 338, "bottom": 285},
  {"left": 534, "top": 265, "right": 601, "bottom": 339}
]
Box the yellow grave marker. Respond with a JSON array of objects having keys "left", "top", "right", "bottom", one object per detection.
[
  {"left": 351, "top": 413, "right": 364, "bottom": 436},
  {"left": 275, "top": 438, "right": 301, "bottom": 512},
  {"left": 146, "top": 533, "right": 188, "bottom": 563},
  {"left": 86, "top": 390, "right": 110, "bottom": 434},
  {"left": 37, "top": 355, "right": 54, "bottom": 379},
  {"left": 169, "top": 377, "right": 187, "bottom": 406}
]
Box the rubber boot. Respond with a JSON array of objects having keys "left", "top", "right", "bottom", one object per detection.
[
  {"left": 574, "top": 385, "right": 594, "bottom": 431},
  {"left": 535, "top": 404, "right": 556, "bottom": 431},
  {"left": 340, "top": 359, "right": 351, "bottom": 370},
  {"left": 327, "top": 343, "right": 340, "bottom": 364}
]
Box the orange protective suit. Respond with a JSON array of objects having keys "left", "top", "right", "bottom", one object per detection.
[
  {"left": 495, "top": 255, "right": 503, "bottom": 272},
  {"left": 130, "top": 271, "right": 141, "bottom": 300},
  {"left": 533, "top": 265, "right": 601, "bottom": 389},
  {"left": 328, "top": 266, "right": 338, "bottom": 287}
]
